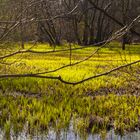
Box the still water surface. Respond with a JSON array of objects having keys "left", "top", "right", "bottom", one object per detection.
[{"left": 0, "top": 128, "right": 140, "bottom": 140}]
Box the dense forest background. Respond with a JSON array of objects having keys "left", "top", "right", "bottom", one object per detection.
[{"left": 0, "top": 0, "right": 140, "bottom": 48}]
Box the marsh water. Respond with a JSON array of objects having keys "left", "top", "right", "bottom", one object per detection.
[{"left": 1, "top": 127, "right": 140, "bottom": 140}]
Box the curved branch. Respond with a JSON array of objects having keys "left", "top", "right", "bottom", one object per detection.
[{"left": 0, "top": 59, "right": 140, "bottom": 85}]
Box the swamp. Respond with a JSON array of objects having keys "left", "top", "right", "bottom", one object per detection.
[{"left": 0, "top": 0, "right": 140, "bottom": 139}]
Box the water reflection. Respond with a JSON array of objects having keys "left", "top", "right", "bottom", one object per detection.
[{"left": 1, "top": 129, "right": 140, "bottom": 140}]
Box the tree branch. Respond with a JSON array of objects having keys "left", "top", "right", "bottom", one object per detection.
[
  {"left": 0, "top": 59, "right": 140, "bottom": 85},
  {"left": 87, "top": 0, "right": 140, "bottom": 37}
]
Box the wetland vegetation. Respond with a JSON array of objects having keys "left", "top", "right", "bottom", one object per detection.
[
  {"left": 0, "top": 0, "right": 140, "bottom": 139},
  {"left": 0, "top": 43, "right": 140, "bottom": 139}
]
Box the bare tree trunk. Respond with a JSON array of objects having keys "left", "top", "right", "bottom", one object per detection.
[
  {"left": 72, "top": 17, "right": 81, "bottom": 45},
  {"left": 82, "top": 0, "right": 89, "bottom": 45},
  {"left": 20, "top": 0, "right": 24, "bottom": 49}
]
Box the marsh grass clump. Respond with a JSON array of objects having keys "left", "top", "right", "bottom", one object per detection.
[
  {"left": 72, "top": 94, "right": 140, "bottom": 136},
  {"left": 1, "top": 92, "right": 140, "bottom": 138}
]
